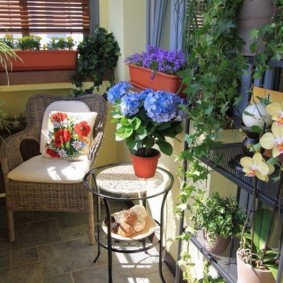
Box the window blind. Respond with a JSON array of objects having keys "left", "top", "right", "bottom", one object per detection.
[{"left": 0, "top": 0, "right": 90, "bottom": 34}]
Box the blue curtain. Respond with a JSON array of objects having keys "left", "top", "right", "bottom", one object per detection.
[
  {"left": 169, "top": 0, "right": 187, "bottom": 51},
  {"left": 146, "top": 0, "right": 187, "bottom": 51},
  {"left": 146, "top": 0, "right": 169, "bottom": 47}
]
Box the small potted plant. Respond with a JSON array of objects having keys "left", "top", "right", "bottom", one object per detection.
[
  {"left": 192, "top": 191, "right": 246, "bottom": 255},
  {"left": 125, "top": 45, "right": 186, "bottom": 95},
  {"left": 107, "top": 81, "right": 185, "bottom": 178}
]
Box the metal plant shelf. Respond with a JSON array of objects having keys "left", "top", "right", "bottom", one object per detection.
[
  {"left": 191, "top": 230, "right": 239, "bottom": 283},
  {"left": 200, "top": 143, "right": 283, "bottom": 209}
]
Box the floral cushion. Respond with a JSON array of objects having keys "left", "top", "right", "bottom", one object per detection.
[{"left": 42, "top": 111, "right": 97, "bottom": 160}]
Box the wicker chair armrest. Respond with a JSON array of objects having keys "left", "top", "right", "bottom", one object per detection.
[
  {"left": 0, "top": 128, "right": 39, "bottom": 172},
  {"left": 88, "top": 130, "right": 105, "bottom": 162}
]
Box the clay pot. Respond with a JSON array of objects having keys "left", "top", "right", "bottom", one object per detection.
[
  {"left": 130, "top": 149, "right": 160, "bottom": 178},
  {"left": 203, "top": 230, "right": 231, "bottom": 256},
  {"left": 236, "top": 249, "right": 275, "bottom": 283}
]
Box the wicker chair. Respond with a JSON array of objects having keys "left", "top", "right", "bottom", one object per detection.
[{"left": 0, "top": 93, "right": 107, "bottom": 244}]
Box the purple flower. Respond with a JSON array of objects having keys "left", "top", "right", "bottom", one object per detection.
[
  {"left": 125, "top": 46, "right": 186, "bottom": 74},
  {"left": 107, "top": 81, "right": 131, "bottom": 104}
]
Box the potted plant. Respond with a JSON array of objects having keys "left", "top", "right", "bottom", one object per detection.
[
  {"left": 125, "top": 45, "right": 186, "bottom": 96},
  {"left": 107, "top": 81, "right": 184, "bottom": 178},
  {"left": 192, "top": 192, "right": 246, "bottom": 256},
  {"left": 0, "top": 34, "right": 78, "bottom": 71},
  {"left": 0, "top": 40, "right": 18, "bottom": 83},
  {"left": 236, "top": 101, "right": 283, "bottom": 283},
  {"left": 72, "top": 27, "right": 120, "bottom": 96}
]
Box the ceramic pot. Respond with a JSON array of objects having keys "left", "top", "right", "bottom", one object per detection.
[
  {"left": 203, "top": 230, "right": 231, "bottom": 256},
  {"left": 236, "top": 249, "right": 275, "bottom": 283},
  {"left": 130, "top": 149, "right": 160, "bottom": 178},
  {"left": 128, "top": 64, "right": 185, "bottom": 97}
]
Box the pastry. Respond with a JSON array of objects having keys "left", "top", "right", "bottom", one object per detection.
[
  {"left": 120, "top": 209, "right": 137, "bottom": 225},
  {"left": 118, "top": 221, "right": 135, "bottom": 237}
]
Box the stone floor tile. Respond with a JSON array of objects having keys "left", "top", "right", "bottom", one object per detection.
[
  {"left": 11, "top": 219, "right": 61, "bottom": 250},
  {"left": 0, "top": 263, "right": 43, "bottom": 283},
  {"left": 11, "top": 247, "right": 39, "bottom": 267},
  {"left": 72, "top": 264, "right": 134, "bottom": 283},
  {"left": 56, "top": 212, "right": 89, "bottom": 228},
  {"left": 43, "top": 273, "right": 73, "bottom": 283},
  {"left": 59, "top": 224, "right": 87, "bottom": 242},
  {"left": 38, "top": 238, "right": 96, "bottom": 277}
]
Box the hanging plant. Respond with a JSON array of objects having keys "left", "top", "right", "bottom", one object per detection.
[{"left": 72, "top": 27, "right": 120, "bottom": 96}]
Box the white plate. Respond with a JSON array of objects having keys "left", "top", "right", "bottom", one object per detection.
[{"left": 102, "top": 213, "right": 156, "bottom": 241}]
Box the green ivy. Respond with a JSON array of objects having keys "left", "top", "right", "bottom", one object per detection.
[{"left": 72, "top": 27, "right": 120, "bottom": 96}]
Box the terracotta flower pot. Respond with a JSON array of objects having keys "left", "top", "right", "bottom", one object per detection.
[
  {"left": 203, "top": 230, "right": 231, "bottom": 256},
  {"left": 5, "top": 50, "right": 78, "bottom": 71},
  {"left": 236, "top": 249, "right": 275, "bottom": 283},
  {"left": 130, "top": 149, "right": 161, "bottom": 178},
  {"left": 128, "top": 64, "right": 185, "bottom": 97}
]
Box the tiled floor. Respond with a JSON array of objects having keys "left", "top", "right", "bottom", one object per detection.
[{"left": 0, "top": 199, "right": 175, "bottom": 283}]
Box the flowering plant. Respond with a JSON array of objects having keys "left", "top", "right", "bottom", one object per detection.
[
  {"left": 107, "top": 81, "right": 185, "bottom": 156},
  {"left": 124, "top": 45, "right": 186, "bottom": 75},
  {"left": 44, "top": 112, "right": 92, "bottom": 159},
  {"left": 238, "top": 101, "right": 283, "bottom": 280}
]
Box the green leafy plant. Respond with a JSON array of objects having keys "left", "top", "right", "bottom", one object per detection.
[
  {"left": 72, "top": 27, "right": 120, "bottom": 96},
  {"left": 193, "top": 192, "right": 246, "bottom": 241},
  {"left": 16, "top": 35, "right": 42, "bottom": 50},
  {"left": 47, "top": 36, "right": 75, "bottom": 50},
  {"left": 177, "top": 0, "right": 247, "bottom": 223},
  {"left": 0, "top": 40, "right": 19, "bottom": 82}
]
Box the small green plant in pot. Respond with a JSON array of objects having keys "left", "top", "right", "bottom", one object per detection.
[{"left": 193, "top": 191, "right": 246, "bottom": 255}]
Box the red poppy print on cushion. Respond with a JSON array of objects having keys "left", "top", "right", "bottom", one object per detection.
[
  {"left": 74, "top": 121, "right": 91, "bottom": 136},
  {"left": 51, "top": 112, "right": 67, "bottom": 122},
  {"left": 46, "top": 148, "right": 60, "bottom": 158},
  {"left": 54, "top": 129, "right": 71, "bottom": 147},
  {"left": 43, "top": 111, "right": 96, "bottom": 160}
]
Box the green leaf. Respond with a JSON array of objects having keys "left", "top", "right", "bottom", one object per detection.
[{"left": 253, "top": 208, "right": 274, "bottom": 253}]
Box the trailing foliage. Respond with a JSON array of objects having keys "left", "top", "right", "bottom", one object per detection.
[
  {"left": 72, "top": 27, "right": 120, "bottom": 96},
  {"left": 250, "top": 0, "right": 283, "bottom": 79}
]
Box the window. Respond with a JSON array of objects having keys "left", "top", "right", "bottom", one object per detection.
[{"left": 0, "top": 0, "right": 90, "bottom": 34}]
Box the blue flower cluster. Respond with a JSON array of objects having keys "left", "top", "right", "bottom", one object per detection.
[
  {"left": 107, "top": 81, "right": 185, "bottom": 156},
  {"left": 125, "top": 46, "right": 186, "bottom": 74},
  {"left": 107, "top": 81, "right": 184, "bottom": 123},
  {"left": 107, "top": 81, "right": 131, "bottom": 104}
]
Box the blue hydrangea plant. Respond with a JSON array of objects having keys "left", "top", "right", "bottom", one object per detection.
[{"left": 107, "top": 81, "right": 185, "bottom": 156}]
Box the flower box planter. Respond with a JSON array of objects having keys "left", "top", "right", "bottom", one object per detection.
[
  {"left": 128, "top": 64, "right": 185, "bottom": 95},
  {"left": 3, "top": 50, "right": 78, "bottom": 72}
]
